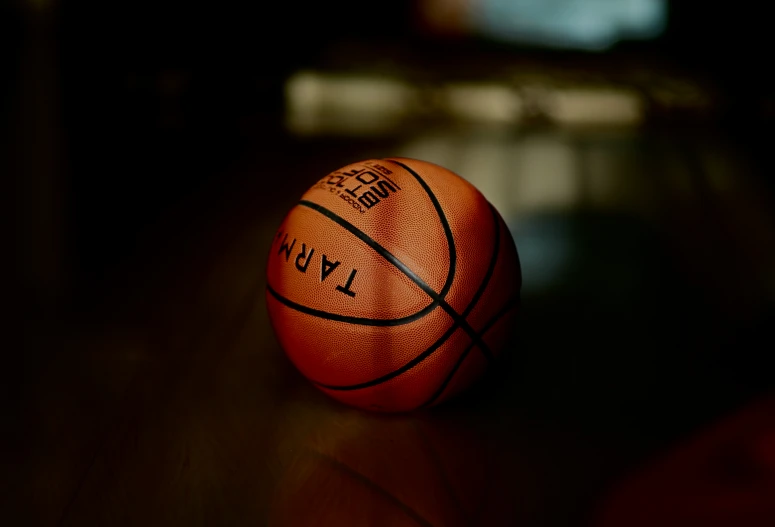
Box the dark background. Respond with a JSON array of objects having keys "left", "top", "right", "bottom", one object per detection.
[
  {"left": 6, "top": 0, "right": 774, "bottom": 305},
  {"left": 5, "top": 1, "right": 775, "bottom": 526}
]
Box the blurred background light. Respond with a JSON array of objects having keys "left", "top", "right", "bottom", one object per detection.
[
  {"left": 510, "top": 136, "right": 581, "bottom": 211},
  {"left": 508, "top": 216, "right": 575, "bottom": 294},
  {"left": 418, "top": 0, "right": 668, "bottom": 50},
  {"left": 285, "top": 74, "right": 645, "bottom": 135},
  {"left": 548, "top": 87, "right": 644, "bottom": 125},
  {"left": 285, "top": 71, "right": 416, "bottom": 135},
  {"left": 441, "top": 82, "right": 523, "bottom": 124}
]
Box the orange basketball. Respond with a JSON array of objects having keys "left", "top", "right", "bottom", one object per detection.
[{"left": 266, "top": 157, "right": 521, "bottom": 412}]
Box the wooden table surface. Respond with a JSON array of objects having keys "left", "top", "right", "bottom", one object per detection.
[{"left": 9, "top": 126, "right": 775, "bottom": 526}]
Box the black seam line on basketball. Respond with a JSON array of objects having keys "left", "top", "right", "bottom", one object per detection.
[
  {"left": 385, "top": 158, "right": 494, "bottom": 362},
  {"left": 382, "top": 158, "right": 457, "bottom": 301},
  {"left": 316, "top": 319, "right": 460, "bottom": 391},
  {"left": 307, "top": 450, "right": 434, "bottom": 527},
  {"left": 463, "top": 205, "right": 501, "bottom": 323},
  {"left": 266, "top": 284, "right": 437, "bottom": 327},
  {"left": 298, "top": 199, "right": 494, "bottom": 361},
  {"left": 312, "top": 203, "right": 500, "bottom": 392},
  {"left": 417, "top": 204, "right": 502, "bottom": 408},
  {"left": 420, "top": 295, "right": 520, "bottom": 409}
]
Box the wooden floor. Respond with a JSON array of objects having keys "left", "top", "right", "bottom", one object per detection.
[{"left": 9, "top": 125, "right": 775, "bottom": 526}]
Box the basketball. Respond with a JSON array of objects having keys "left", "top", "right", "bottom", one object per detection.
[{"left": 266, "top": 157, "right": 521, "bottom": 412}]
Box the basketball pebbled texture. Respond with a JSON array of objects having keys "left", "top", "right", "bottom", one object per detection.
[{"left": 266, "top": 157, "right": 521, "bottom": 412}]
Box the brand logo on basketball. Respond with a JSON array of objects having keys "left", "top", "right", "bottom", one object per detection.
[{"left": 312, "top": 161, "right": 403, "bottom": 214}]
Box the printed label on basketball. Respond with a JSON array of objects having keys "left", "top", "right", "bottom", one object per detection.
[
  {"left": 267, "top": 205, "right": 430, "bottom": 321},
  {"left": 310, "top": 161, "right": 403, "bottom": 215}
]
